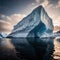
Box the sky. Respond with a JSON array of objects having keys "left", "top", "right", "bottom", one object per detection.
[{"left": 0, "top": 0, "right": 60, "bottom": 34}]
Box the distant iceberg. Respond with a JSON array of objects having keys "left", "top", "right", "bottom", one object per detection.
[
  {"left": 0, "top": 33, "right": 7, "bottom": 38},
  {"left": 8, "top": 6, "right": 54, "bottom": 38}
]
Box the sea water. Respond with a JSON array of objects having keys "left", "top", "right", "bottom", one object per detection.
[{"left": 0, "top": 37, "right": 59, "bottom": 60}]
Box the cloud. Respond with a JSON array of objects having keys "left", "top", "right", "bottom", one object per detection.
[
  {"left": 34, "top": 0, "right": 49, "bottom": 7},
  {"left": 34, "top": 0, "right": 60, "bottom": 8},
  {"left": 56, "top": 0, "right": 60, "bottom": 8},
  {"left": 0, "top": 14, "right": 26, "bottom": 34},
  {"left": 0, "top": 14, "right": 11, "bottom": 22},
  {"left": 50, "top": 14, "right": 60, "bottom": 26},
  {"left": 41, "top": 0, "right": 49, "bottom": 7},
  {"left": 0, "top": 20, "right": 13, "bottom": 34},
  {"left": 47, "top": 0, "right": 60, "bottom": 8},
  {"left": 48, "top": 0, "right": 60, "bottom": 5},
  {"left": 35, "top": 0, "right": 44, "bottom": 3},
  {"left": 10, "top": 14, "right": 26, "bottom": 25},
  {"left": 0, "top": 14, "right": 26, "bottom": 25}
]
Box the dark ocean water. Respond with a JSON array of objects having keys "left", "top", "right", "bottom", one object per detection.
[{"left": 0, "top": 37, "right": 55, "bottom": 60}]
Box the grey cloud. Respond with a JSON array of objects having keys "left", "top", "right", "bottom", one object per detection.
[
  {"left": 48, "top": 0, "right": 60, "bottom": 5},
  {"left": 35, "top": 0, "right": 44, "bottom": 3}
]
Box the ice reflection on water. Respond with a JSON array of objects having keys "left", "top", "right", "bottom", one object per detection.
[{"left": 0, "top": 37, "right": 55, "bottom": 60}]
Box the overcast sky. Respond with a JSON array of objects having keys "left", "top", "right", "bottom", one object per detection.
[{"left": 0, "top": 0, "right": 60, "bottom": 34}]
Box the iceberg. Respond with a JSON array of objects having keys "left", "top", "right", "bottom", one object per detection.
[
  {"left": 0, "top": 33, "right": 3, "bottom": 38},
  {"left": 0, "top": 33, "right": 7, "bottom": 38},
  {"left": 8, "top": 6, "right": 54, "bottom": 38}
]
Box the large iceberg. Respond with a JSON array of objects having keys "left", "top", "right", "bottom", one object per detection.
[{"left": 8, "top": 6, "right": 54, "bottom": 38}]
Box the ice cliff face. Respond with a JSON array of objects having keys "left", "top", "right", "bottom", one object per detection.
[{"left": 8, "top": 6, "right": 54, "bottom": 37}]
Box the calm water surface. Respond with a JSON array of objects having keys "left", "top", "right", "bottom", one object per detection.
[{"left": 0, "top": 37, "right": 59, "bottom": 60}]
